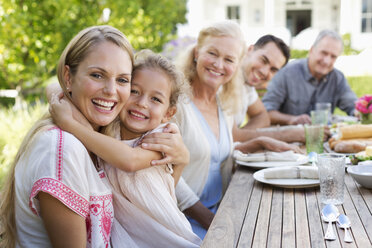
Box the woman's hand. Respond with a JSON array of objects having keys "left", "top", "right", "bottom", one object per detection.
[
  {"left": 235, "top": 136, "right": 304, "bottom": 154},
  {"left": 259, "top": 137, "right": 304, "bottom": 153},
  {"left": 141, "top": 123, "right": 190, "bottom": 166}
]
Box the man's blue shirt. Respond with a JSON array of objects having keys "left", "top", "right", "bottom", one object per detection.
[{"left": 262, "top": 58, "right": 357, "bottom": 116}]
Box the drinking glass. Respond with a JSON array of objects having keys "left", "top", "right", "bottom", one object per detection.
[
  {"left": 317, "top": 154, "right": 346, "bottom": 205},
  {"left": 311, "top": 110, "right": 328, "bottom": 125},
  {"left": 305, "top": 124, "right": 324, "bottom": 154},
  {"left": 315, "top": 102, "right": 332, "bottom": 124}
]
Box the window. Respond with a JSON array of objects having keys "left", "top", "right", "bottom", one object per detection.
[
  {"left": 362, "top": 0, "right": 372, "bottom": 32},
  {"left": 227, "top": 6, "right": 240, "bottom": 23}
]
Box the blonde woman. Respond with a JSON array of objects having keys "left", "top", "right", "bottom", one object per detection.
[
  {"left": 156, "top": 20, "right": 301, "bottom": 239},
  {"left": 0, "top": 26, "right": 188, "bottom": 247},
  {"left": 49, "top": 50, "right": 201, "bottom": 247}
]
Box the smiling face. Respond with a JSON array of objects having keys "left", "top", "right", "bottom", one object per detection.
[
  {"left": 308, "top": 36, "right": 342, "bottom": 81},
  {"left": 119, "top": 68, "right": 176, "bottom": 140},
  {"left": 65, "top": 41, "right": 132, "bottom": 131},
  {"left": 242, "top": 42, "right": 286, "bottom": 87},
  {"left": 194, "top": 35, "right": 242, "bottom": 91}
]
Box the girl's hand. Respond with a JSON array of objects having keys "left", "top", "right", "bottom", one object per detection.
[
  {"left": 49, "top": 93, "right": 75, "bottom": 130},
  {"left": 49, "top": 93, "right": 92, "bottom": 131},
  {"left": 141, "top": 123, "right": 190, "bottom": 166}
]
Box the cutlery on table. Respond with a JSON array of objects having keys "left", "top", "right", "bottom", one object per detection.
[
  {"left": 321, "top": 204, "right": 340, "bottom": 240},
  {"left": 337, "top": 214, "right": 353, "bottom": 243}
]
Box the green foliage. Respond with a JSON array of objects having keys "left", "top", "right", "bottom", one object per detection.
[
  {"left": 0, "top": 0, "right": 187, "bottom": 101},
  {"left": 290, "top": 49, "right": 308, "bottom": 59},
  {"left": 0, "top": 101, "right": 48, "bottom": 186},
  {"left": 342, "top": 33, "right": 360, "bottom": 56},
  {"left": 333, "top": 76, "right": 372, "bottom": 116},
  {"left": 346, "top": 76, "right": 372, "bottom": 97}
]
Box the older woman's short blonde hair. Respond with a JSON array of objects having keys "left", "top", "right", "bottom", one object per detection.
[{"left": 177, "top": 20, "right": 246, "bottom": 114}]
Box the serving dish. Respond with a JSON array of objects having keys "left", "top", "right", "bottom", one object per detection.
[{"left": 347, "top": 165, "right": 372, "bottom": 189}]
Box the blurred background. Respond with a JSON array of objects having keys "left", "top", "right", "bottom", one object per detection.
[{"left": 1, "top": 0, "right": 372, "bottom": 185}]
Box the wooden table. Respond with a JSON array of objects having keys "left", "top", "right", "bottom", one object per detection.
[{"left": 201, "top": 165, "right": 372, "bottom": 248}]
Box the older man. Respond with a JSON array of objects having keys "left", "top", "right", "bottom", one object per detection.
[{"left": 262, "top": 30, "right": 357, "bottom": 125}]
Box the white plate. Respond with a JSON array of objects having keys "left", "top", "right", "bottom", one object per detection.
[
  {"left": 235, "top": 154, "right": 309, "bottom": 169},
  {"left": 253, "top": 166, "right": 320, "bottom": 188}
]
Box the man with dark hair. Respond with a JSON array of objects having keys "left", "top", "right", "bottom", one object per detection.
[
  {"left": 235, "top": 35, "right": 290, "bottom": 129},
  {"left": 262, "top": 30, "right": 357, "bottom": 125},
  {"left": 233, "top": 35, "right": 310, "bottom": 144}
]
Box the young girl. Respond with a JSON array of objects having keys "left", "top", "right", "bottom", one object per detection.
[{"left": 50, "top": 50, "right": 202, "bottom": 247}]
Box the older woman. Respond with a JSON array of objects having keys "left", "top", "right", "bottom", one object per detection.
[
  {"left": 0, "top": 25, "right": 188, "bottom": 247},
  {"left": 159, "top": 21, "right": 300, "bottom": 239}
]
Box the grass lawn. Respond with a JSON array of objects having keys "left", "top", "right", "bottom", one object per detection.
[
  {"left": 347, "top": 76, "right": 372, "bottom": 97},
  {"left": 334, "top": 76, "right": 372, "bottom": 115}
]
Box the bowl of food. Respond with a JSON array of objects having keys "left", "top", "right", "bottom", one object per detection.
[{"left": 347, "top": 165, "right": 372, "bottom": 189}]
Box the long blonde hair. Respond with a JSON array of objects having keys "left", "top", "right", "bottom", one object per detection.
[
  {"left": 0, "top": 25, "right": 134, "bottom": 247},
  {"left": 177, "top": 20, "right": 246, "bottom": 114}
]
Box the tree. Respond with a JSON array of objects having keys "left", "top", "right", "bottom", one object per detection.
[{"left": 0, "top": 0, "right": 186, "bottom": 101}]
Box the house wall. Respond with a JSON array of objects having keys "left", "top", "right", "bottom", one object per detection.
[
  {"left": 349, "top": 0, "right": 372, "bottom": 50},
  {"left": 178, "top": 0, "right": 372, "bottom": 50}
]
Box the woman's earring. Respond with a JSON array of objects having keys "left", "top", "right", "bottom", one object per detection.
[
  {"left": 194, "top": 58, "right": 197, "bottom": 63},
  {"left": 66, "top": 87, "right": 72, "bottom": 96}
]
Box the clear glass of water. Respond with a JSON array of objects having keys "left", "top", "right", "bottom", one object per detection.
[
  {"left": 315, "top": 102, "right": 332, "bottom": 124},
  {"left": 317, "top": 154, "right": 345, "bottom": 205},
  {"left": 311, "top": 110, "right": 328, "bottom": 125}
]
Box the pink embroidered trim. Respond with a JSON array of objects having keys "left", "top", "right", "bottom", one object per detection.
[
  {"left": 29, "top": 178, "right": 89, "bottom": 218},
  {"left": 55, "top": 128, "right": 63, "bottom": 180},
  {"left": 88, "top": 195, "right": 113, "bottom": 245},
  {"left": 90, "top": 194, "right": 112, "bottom": 202}
]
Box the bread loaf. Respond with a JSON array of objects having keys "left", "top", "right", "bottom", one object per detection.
[
  {"left": 334, "top": 141, "right": 367, "bottom": 153},
  {"left": 339, "top": 124, "right": 372, "bottom": 139}
]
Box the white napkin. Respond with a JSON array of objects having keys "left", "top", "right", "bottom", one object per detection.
[
  {"left": 234, "top": 150, "right": 300, "bottom": 162},
  {"left": 264, "top": 166, "right": 319, "bottom": 179}
]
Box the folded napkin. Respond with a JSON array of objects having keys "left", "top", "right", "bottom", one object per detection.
[
  {"left": 264, "top": 166, "right": 319, "bottom": 179},
  {"left": 234, "top": 150, "right": 300, "bottom": 162}
]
